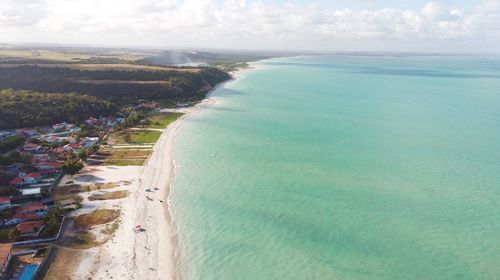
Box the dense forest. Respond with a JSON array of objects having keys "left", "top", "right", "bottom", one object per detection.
[
  {"left": 0, "top": 65, "right": 231, "bottom": 105},
  {"left": 0, "top": 89, "right": 117, "bottom": 129}
]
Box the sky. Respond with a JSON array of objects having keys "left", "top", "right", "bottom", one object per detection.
[{"left": 0, "top": 0, "right": 499, "bottom": 53}]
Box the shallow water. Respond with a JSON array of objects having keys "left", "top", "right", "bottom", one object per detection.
[{"left": 171, "top": 55, "right": 500, "bottom": 280}]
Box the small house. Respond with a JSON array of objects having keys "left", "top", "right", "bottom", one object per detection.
[
  {"left": 4, "top": 213, "right": 40, "bottom": 226},
  {"left": 16, "top": 202, "right": 48, "bottom": 217},
  {"left": 0, "top": 197, "right": 11, "bottom": 211},
  {"left": 16, "top": 220, "right": 45, "bottom": 238},
  {"left": 22, "top": 143, "right": 43, "bottom": 153},
  {"left": 34, "top": 161, "right": 61, "bottom": 171}
]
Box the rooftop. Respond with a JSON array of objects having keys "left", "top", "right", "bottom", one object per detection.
[
  {"left": 16, "top": 220, "right": 45, "bottom": 234},
  {"left": 16, "top": 202, "right": 46, "bottom": 214}
]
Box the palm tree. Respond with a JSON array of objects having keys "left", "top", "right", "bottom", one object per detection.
[{"left": 9, "top": 227, "right": 21, "bottom": 241}]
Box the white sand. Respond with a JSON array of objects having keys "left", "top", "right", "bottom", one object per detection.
[
  {"left": 67, "top": 98, "right": 218, "bottom": 280},
  {"left": 68, "top": 71, "right": 244, "bottom": 279}
]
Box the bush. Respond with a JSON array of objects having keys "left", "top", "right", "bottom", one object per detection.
[{"left": 0, "top": 135, "right": 25, "bottom": 153}]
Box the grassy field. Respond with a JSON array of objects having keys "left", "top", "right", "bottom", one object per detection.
[
  {"left": 74, "top": 209, "right": 120, "bottom": 228},
  {"left": 146, "top": 112, "right": 184, "bottom": 129},
  {"left": 114, "top": 130, "right": 161, "bottom": 144},
  {"left": 95, "top": 113, "right": 183, "bottom": 166}
]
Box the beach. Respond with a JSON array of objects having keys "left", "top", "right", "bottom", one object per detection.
[{"left": 43, "top": 75, "right": 234, "bottom": 280}]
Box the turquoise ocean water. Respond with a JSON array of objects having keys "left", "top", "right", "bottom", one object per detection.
[{"left": 171, "top": 55, "right": 500, "bottom": 280}]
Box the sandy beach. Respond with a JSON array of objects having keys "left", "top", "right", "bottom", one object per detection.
[{"left": 47, "top": 77, "right": 233, "bottom": 280}]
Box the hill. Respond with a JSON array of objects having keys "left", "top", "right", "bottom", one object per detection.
[
  {"left": 0, "top": 65, "right": 231, "bottom": 106},
  {"left": 0, "top": 89, "right": 118, "bottom": 129}
]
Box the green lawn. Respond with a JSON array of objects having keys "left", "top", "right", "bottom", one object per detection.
[
  {"left": 130, "top": 130, "right": 161, "bottom": 143},
  {"left": 115, "top": 130, "right": 161, "bottom": 144},
  {"left": 146, "top": 112, "right": 184, "bottom": 129}
]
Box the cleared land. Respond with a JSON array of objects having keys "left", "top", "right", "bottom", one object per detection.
[
  {"left": 52, "top": 182, "right": 120, "bottom": 202},
  {"left": 0, "top": 49, "right": 145, "bottom": 62},
  {"left": 88, "top": 190, "right": 129, "bottom": 201},
  {"left": 74, "top": 209, "right": 120, "bottom": 228},
  {"left": 42, "top": 247, "right": 83, "bottom": 280},
  {"left": 100, "top": 149, "right": 151, "bottom": 166}
]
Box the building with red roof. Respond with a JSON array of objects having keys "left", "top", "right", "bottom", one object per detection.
[
  {"left": 34, "top": 161, "right": 61, "bottom": 171},
  {"left": 10, "top": 169, "right": 61, "bottom": 187},
  {"left": 9, "top": 176, "right": 24, "bottom": 187},
  {"left": 4, "top": 213, "right": 40, "bottom": 226},
  {"left": 16, "top": 220, "right": 45, "bottom": 237},
  {"left": 22, "top": 143, "right": 44, "bottom": 153},
  {"left": 0, "top": 197, "right": 11, "bottom": 211},
  {"left": 16, "top": 202, "right": 47, "bottom": 216}
]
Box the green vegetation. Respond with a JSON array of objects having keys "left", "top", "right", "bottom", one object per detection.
[
  {"left": 0, "top": 65, "right": 231, "bottom": 106},
  {"left": 77, "top": 145, "right": 99, "bottom": 160},
  {"left": 0, "top": 89, "right": 117, "bottom": 129},
  {"left": 0, "top": 135, "right": 26, "bottom": 153},
  {"left": 115, "top": 130, "right": 161, "bottom": 144},
  {"left": 0, "top": 151, "right": 31, "bottom": 166},
  {"left": 0, "top": 229, "right": 11, "bottom": 243},
  {"left": 118, "top": 112, "right": 145, "bottom": 129},
  {"left": 8, "top": 227, "right": 21, "bottom": 241},
  {"left": 145, "top": 112, "right": 184, "bottom": 129},
  {"left": 42, "top": 206, "right": 64, "bottom": 237},
  {"left": 61, "top": 157, "right": 84, "bottom": 176}
]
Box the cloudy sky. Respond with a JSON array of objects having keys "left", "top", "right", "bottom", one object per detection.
[{"left": 1, "top": 0, "right": 499, "bottom": 52}]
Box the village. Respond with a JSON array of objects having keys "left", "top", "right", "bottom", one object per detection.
[{"left": 0, "top": 101, "right": 170, "bottom": 279}]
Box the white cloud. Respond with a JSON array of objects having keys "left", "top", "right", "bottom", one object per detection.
[{"left": 1, "top": 0, "right": 499, "bottom": 52}]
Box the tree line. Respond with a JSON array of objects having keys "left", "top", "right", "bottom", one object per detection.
[
  {"left": 0, "top": 66, "right": 231, "bottom": 106},
  {"left": 0, "top": 89, "right": 117, "bottom": 129}
]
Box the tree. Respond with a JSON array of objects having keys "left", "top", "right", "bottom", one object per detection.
[
  {"left": 61, "top": 158, "right": 84, "bottom": 177},
  {"left": 9, "top": 227, "right": 21, "bottom": 242},
  {"left": 42, "top": 206, "right": 64, "bottom": 237},
  {"left": 0, "top": 135, "right": 26, "bottom": 153},
  {"left": 77, "top": 149, "right": 88, "bottom": 160}
]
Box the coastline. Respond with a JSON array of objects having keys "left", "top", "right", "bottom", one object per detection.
[
  {"left": 168, "top": 70, "right": 246, "bottom": 279},
  {"left": 75, "top": 67, "right": 247, "bottom": 280},
  {"left": 43, "top": 66, "right": 253, "bottom": 280},
  {"left": 142, "top": 68, "right": 249, "bottom": 279}
]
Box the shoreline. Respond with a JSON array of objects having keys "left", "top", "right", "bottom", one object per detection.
[
  {"left": 51, "top": 66, "right": 253, "bottom": 280},
  {"left": 127, "top": 74, "right": 235, "bottom": 280},
  {"left": 167, "top": 72, "right": 244, "bottom": 279}
]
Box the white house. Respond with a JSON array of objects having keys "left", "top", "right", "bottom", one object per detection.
[{"left": 0, "top": 197, "right": 11, "bottom": 211}]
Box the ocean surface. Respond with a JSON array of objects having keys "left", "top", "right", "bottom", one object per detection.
[{"left": 171, "top": 55, "right": 500, "bottom": 280}]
